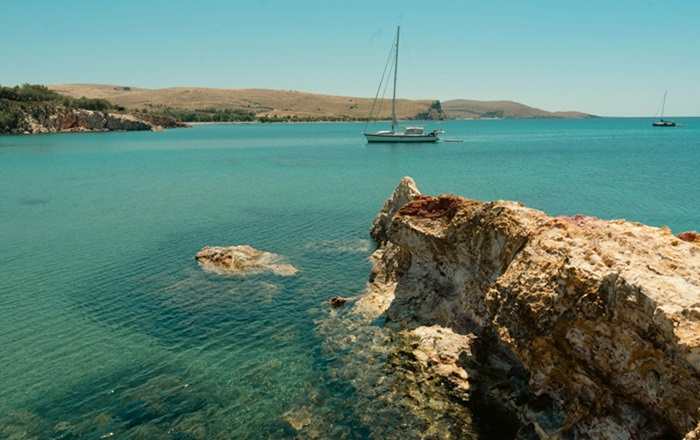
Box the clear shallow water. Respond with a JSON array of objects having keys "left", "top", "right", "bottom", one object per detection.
[{"left": 1, "top": 118, "right": 699, "bottom": 438}]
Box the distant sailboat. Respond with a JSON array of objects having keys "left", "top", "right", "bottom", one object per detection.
[
  {"left": 364, "top": 26, "right": 440, "bottom": 143},
  {"left": 652, "top": 91, "right": 676, "bottom": 127}
]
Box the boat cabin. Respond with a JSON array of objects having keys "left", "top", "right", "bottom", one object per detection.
[{"left": 404, "top": 127, "right": 425, "bottom": 135}]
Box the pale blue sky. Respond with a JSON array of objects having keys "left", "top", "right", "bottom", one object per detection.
[{"left": 2, "top": 0, "right": 699, "bottom": 116}]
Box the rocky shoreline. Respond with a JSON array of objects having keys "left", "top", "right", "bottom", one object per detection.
[
  {"left": 334, "top": 177, "right": 699, "bottom": 439},
  {"left": 3, "top": 106, "right": 184, "bottom": 135}
]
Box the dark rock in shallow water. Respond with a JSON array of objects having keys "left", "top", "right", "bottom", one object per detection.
[{"left": 328, "top": 296, "right": 349, "bottom": 308}]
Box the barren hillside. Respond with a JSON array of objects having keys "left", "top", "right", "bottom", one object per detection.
[
  {"left": 441, "top": 99, "right": 591, "bottom": 119},
  {"left": 49, "top": 84, "right": 593, "bottom": 120},
  {"left": 50, "top": 84, "right": 431, "bottom": 120}
]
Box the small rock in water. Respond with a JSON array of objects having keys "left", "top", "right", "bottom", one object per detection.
[
  {"left": 195, "top": 245, "right": 298, "bottom": 277},
  {"left": 329, "top": 296, "right": 349, "bottom": 308}
]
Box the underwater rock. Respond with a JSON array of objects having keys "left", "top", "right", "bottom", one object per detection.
[
  {"left": 282, "top": 405, "right": 313, "bottom": 431},
  {"left": 303, "top": 238, "right": 372, "bottom": 254},
  {"left": 195, "top": 245, "right": 298, "bottom": 277},
  {"left": 362, "top": 177, "right": 700, "bottom": 439}
]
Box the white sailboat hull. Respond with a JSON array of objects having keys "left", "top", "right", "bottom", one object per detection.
[{"left": 364, "top": 132, "right": 439, "bottom": 143}]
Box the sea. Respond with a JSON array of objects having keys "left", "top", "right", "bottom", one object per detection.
[{"left": 1, "top": 118, "right": 698, "bottom": 439}]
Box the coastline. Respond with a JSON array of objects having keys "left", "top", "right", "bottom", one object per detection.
[{"left": 5, "top": 115, "right": 697, "bottom": 137}]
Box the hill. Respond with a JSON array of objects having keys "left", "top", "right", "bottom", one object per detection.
[
  {"left": 49, "top": 84, "right": 432, "bottom": 121},
  {"left": 49, "top": 84, "right": 593, "bottom": 121},
  {"left": 441, "top": 99, "right": 592, "bottom": 119}
]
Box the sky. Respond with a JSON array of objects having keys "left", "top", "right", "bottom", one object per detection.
[{"left": 1, "top": 0, "right": 699, "bottom": 116}]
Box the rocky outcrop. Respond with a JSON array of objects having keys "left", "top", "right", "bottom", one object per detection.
[
  {"left": 195, "top": 245, "right": 298, "bottom": 277},
  {"left": 7, "top": 106, "right": 168, "bottom": 134},
  {"left": 370, "top": 176, "right": 422, "bottom": 245},
  {"left": 686, "top": 422, "right": 700, "bottom": 440},
  {"left": 361, "top": 177, "right": 700, "bottom": 439},
  {"left": 414, "top": 100, "right": 447, "bottom": 120}
]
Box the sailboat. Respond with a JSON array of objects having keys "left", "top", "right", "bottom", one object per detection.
[
  {"left": 364, "top": 26, "right": 440, "bottom": 143},
  {"left": 652, "top": 91, "right": 676, "bottom": 127}
]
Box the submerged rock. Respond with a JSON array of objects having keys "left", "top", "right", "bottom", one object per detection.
[
  {"left": 360, "top": 177, "right": 700, "bottom": 439},
  {"left": 282, "top": 405, "right": 313, "bottom": 432},
  {"left": 195, "top": 245, "right": 298, "bottom": 277}
]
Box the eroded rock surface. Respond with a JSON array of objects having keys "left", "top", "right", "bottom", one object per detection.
[
  {"left": 679, "top": 231, "right": 700, "bottom": 246},
  {"left": 360, "top": 178, "right": 700, "bottom": 439},
  {"left": 195, "top": 245, "right": 298, "bottom": 277},
  {"left": 14, "top": 107, "right": 163, "bottom": 134},
  {"left": 686, "top": 422, "right": 700, "bottom": 440},
  {"left": 370, "top": 176, "right": 422, "bottom": 245},
  {"left": 408, "top": 325, "right": 474, "bottom": 394}
]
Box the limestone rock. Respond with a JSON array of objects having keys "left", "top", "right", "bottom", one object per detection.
[
  {"left": 14, "top": 107, "right": 161, "bottom": 134},
  {"left": 370, "top": 176, "right": 421, "bottom": 245},
  {"left": 195, "top": 245, "right": 298, "bottom": 277},
  {"left": 364, "top": 177, "right": 700, "bottom": 439},
  {"left": 408, "top": 325, "right": 474, "bottom": 394},
  {"left": 686, "top": 421, "right": 700, "bottom": 440}
]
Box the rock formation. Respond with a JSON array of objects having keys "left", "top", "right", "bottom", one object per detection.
[
  {"left": 328, "top": 296, "right": 350, "bottom": 308},
  {"left": 679, "top": 231, "right": 700, "bottom": 246},
  {"left": 370, "top": 176, "right": 422, "bottom": 245},
  {"left": 357, "top": 177, "right": 700, "bottom": 439},
  {"left": 686, "top": 423, "right": 700, "bottom": 440},
  {"left": 195, "top": 245, "right": 298, "bottom": 277},
  {"left": 7, "top": 107, "right": 175, "bottom": 134}
]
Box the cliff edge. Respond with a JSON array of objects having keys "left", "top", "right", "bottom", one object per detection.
[
  {"left": 1, "top": 84, "right": 183, "bottom": 135},
  {"left": 362, "top": 177, "right": 700, "bottom": 439}
]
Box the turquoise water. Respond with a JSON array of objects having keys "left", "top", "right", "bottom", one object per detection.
[{"left": 1, "top": 118, "right": 699, "bottom": 438}]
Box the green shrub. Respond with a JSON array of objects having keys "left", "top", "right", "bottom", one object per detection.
[
  {"left": 0, "top": 84, "right": 115, "bottom": 111},
  {"left": 140, "top": 105, "right": 257, "bottom": 123}
]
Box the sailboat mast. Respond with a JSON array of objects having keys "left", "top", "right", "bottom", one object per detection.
[
  {"left": 661, "top": 90, "right": 668, "bottom": 118},
  {"left": 391, "top": 26, "right": 400, "bottom": 132}
]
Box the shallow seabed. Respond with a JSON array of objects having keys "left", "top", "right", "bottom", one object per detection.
[{"left": 1, "top": 118, "right": 698, "bottom": 438}]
